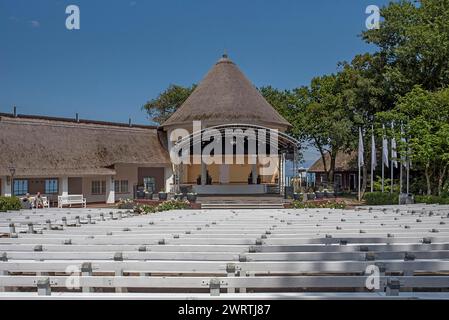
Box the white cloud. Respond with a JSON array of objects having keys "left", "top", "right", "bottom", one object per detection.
[{"left": 30, "top": 20, "right": 41, "bottom": 28}]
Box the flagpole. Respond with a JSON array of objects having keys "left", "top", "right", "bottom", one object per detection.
[
  {"left": 390, "top": 159, "right": 393, "bottom": 193},
  {"left": 399, "top": 123, "right": 404, "bottom": 195},
  {"left": 406, "top": 160, "right": 410, "bottom": 194},
  {"left": 358, "top": 127, "right": 363, "bottom": 202},
  {"left": 358, "top": 161, "right": 361, "bottom": 201},
  {"left": 382, "top": 154, "right": 385, "bottom": 193},
  {"left": 390, "top": 122, "right": 395, "bottom": 194},
  {"left": 381, "top": 124, "right": 388, "bottom": 193},
  {"left": 371, "top": 126, "right": 374, "bottom": 193},
  {"left": 406, "top": 136, "right": 410, "bottom": 195}
]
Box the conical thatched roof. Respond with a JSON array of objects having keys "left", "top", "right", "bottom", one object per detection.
[{"left": 162, "top": 55, "right": 291, "bottom": 130}]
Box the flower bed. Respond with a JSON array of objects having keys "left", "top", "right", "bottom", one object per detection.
[
  {"left": 291, "top": 199, "right": 347, "bottom": 209},
  {"left": 117, "top": 199, "right": 194, "bottom": 214}
]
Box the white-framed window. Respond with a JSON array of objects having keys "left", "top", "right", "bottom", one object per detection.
[
  {"left": 13, "top": 180, "right": 28, "bottom": 196},
  {"left": 91, "top": 180, "right": 106, "bottom": 195},
  {"left": 114, "top": 180, "right": 129, "bottom": 193},
  {"left": 45, "top": 179, "right": 58, "bottom": 194}
]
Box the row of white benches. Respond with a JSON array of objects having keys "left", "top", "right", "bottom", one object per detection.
[{"left": 2, "top": 206, "right": 449, "bottom": 298}]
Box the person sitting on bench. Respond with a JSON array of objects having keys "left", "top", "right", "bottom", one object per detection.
[
  {"left": 21, "top": 193, "right": 33, "bottom": 210},
  {"left": 34, "top": 192, "right": 44, "bottom": 209}
]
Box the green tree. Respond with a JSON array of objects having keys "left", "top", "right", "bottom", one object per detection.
[
  {"left": 142, "top": 84, "right": 196, "bottom": 124},
  {"left": 363, "top": 0, "right": 449, "bottom": 94},
  {"left": 259, "top": 86, "right": 303, "bottom": 138},
  {"left": 377, "top": 86, "right": 449, "bottom": 195},
  {"left": 279, "top": 75, "right": 354, "bottom": 186}
]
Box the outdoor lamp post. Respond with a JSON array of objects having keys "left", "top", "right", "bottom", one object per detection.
[{"left": 8, "top": 166, "right": 16, "bottom": 196}]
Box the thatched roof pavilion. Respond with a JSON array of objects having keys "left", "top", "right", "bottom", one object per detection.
[{"left": 162, "top": 54, "right": 291, "bottom": 131}]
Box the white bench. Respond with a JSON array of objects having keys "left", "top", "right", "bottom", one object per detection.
[{"left": 58, "top": 195, "right": 87, "bottom": 208}]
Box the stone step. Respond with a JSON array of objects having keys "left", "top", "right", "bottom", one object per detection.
[{"left": 201, "top": 203, "right": 285, "bottom": 209}]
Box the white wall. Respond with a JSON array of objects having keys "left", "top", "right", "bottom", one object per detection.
[
  {"left": 105, "top": 176, "right": 115, "bottom": 204},
  {"left": 1, "top": 177, "right": 12, "bottom": 197},
  {"left": 82, "top": 177, "right": 108, "bottom": 203},
  {"left": 164, "top": 166, "right": 174, "bottom": 193},
  {"left": 80, "top": 165, "right": 139, "bottom": 203},
  {"left": 60, "top": 176, "right": 69, "bottom": 197},
  {"left": 114, "top": 164, "right": 138, "bottom": 200}
]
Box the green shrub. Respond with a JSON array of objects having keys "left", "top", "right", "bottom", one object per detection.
[
  {"left": 415, "top": 195, "right": 449, "bottom": 204},
  {"left": 0, "top": 196, "right": 22, "bottom": 212},
  {"left": 363, "top": 192, "right": 399, "bottom": 205},
  {"left": 292, "top": 200, "right": 346, "bottom": 209},
  {"left": 134, "top": 204, "right": 157, "bottom": 214},
  {"left": 155, "top": 200, "right": 190, "bottom": 212},
  {"left": 134, "top": 199, "right": 190, "bottom": 214},
  {"left": 117, "top": 199, "right": 135, "bottom": 210}
]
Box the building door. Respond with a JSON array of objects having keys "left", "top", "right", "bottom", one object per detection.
[
  {"left": 138, "top": 168, "right": 164, "bottom": 192},
  {"left": 349, "top": 174, "right": 357, "bottom": 191},
  {"left": 68, "top": 177, "right": 82, "bottom": 194},
  {"left": 334, "top": 174, "right": 342, "bottom": 191}
]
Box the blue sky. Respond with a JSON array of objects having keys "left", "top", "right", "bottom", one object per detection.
[{"left": 0, "top": 0, "right": 391, "bottom": 166}]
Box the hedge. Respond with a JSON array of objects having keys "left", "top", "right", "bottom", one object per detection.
[
  {"left": 292, "top": 200, "right": 346, "bottom": 209},
  {"left": 415, "top": 195, "right": 449, "bottom": 205},
  {"left": 0, "top": 196, "right": 22, "bottom": 212},
  {"left": 363, "top": 192, "right": 399, "bottom": 205},
  {"left": 134, "top": 200, "right": 190, "bottom": 214}
]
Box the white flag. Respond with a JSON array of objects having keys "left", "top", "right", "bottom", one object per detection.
[
  {"left": 358, "top": 127, "right": 364, "bottom": 167},
  {"left": 382, "top": 125, "right": 389, "bottom": 168},
  {"left": 371, "top": 130, "right": 377, "bottom": 170},
  {"left": 391, "top": 123, "right": 398, "bottom": 168}
]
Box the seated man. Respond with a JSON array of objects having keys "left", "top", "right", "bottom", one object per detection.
[
  {"left": 21, "top": 193, "right": 32, "bottom": 210},
  {"left": 34, "top": 192, "right": 44, "bottom": 209}
]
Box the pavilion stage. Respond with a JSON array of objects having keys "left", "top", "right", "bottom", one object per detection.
[{"left": 192, "top": 184, "right": 267, "bottom": 195}]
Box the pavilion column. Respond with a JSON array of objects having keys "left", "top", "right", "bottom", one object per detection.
[
  {"left": 251, "top": 163, "right": 258, "bottom": 184},
  {"left": 105, "top": 176, "right": 115, "bottom": 204},
  {"left": 164, "top": 166, "right": 174, "bottom": 193},
  {"left": 219, "top": 164, "right": 230, "bottom": 184},
  {"left": 201, "top": 161, "right": 207, "bottom": 185},
  {"left": 1, "top": 177, "right": 12, "bottom": 197},
  {"left": 60, "top": 176, "right": 69, "bottom": 197},
  {"left": 282, "top": 153, "right": 287, "bottom": 189},
  {"left": 280, "top": 153, "right": 286, "bottom": 194}
]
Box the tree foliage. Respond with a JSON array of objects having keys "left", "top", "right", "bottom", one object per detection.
[
  {"left": 142, "top": 84, "right": 196, "bottom": 124},
  {"left": 377, "top": 87, "right": 449, "bottom": 195}
]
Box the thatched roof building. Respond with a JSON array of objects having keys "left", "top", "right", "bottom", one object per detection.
[
  {"left": 308, "top": 151, "right": 358, "bottom": 173},
  {"left": 0, "top": 113, "right": 170, "bottom": 177},
  {"left": 162, "top": 54, "right": 291, "bottom": 130}
]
